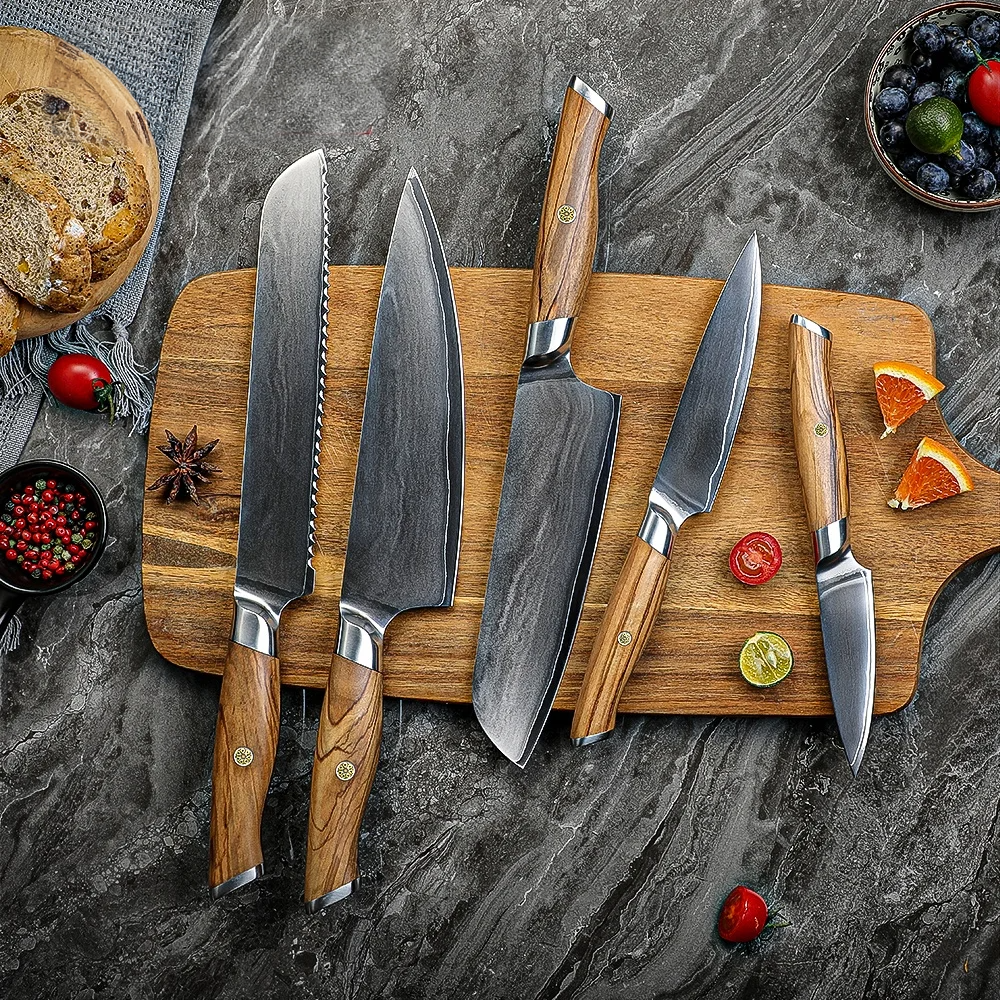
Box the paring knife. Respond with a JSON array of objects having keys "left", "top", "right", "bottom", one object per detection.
[
  {"left": 571, "top": 235, "right": 762, "bottom": 745},
  {"left": 209, "top": 149, "right": 329, "bottom": 898},
  {"left": 304, "top": 170, "right": 463, "bottom": 913},
  {"left": 788, "top": 314, "right": 875, "bottom": 776},
  {"left": 472, "top": 76, "right": 621, "bottom": 768}
]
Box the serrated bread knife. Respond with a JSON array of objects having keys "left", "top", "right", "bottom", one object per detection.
[
  {"left": 208, "top": 149, "right": 330, "bottom": 898},
  {"left": 788, "top": 314, "right": 875, "bottom": 776},
  {"left": 304, "top": 171, "right": 464, "bottom": 912},
  {"left": 570, "top": 234, "right": 762, "bottom": 745},
  {"left": 472, "top": 76, "right": 621, "bottom": 767}
]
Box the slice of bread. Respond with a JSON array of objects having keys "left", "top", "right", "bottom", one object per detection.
[
  {"left": 0, "top": 90, "right": 152, "bottom": 281},
  {"left": 0, "top": 281, "right": 19, "bottom": 358},
  {"left": 0, "top": 139, "right": 92, "bottom": 312}
]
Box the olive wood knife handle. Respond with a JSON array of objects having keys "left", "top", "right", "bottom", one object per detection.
[
  {"left": 571, "top": 535, "right": 672, "bottom": 744},
  {"left": 305, "top": 653, "right": 383, "bottom": 913},
  {"left": 209, "top": 640, "right": 281, "bottom": 897},
  {"left": 527, "top": 76, "right": 613, "bottom": 330},
  {"left": 789, "top": 315, "right": 849, "bottom": 535}
]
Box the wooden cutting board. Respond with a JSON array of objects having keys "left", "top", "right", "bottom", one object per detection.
[
  {"left": 1, "top": 26, "right": 160, "bottom": 340},
  {"left": 141, "top": 267, "right": 1000, "bottom": 716}
]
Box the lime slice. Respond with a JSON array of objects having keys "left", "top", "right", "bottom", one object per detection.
[
  {"left": 905, "top": 97, "right": 964, "bottom": 155},
  {"left": 739, "top": 632, "right": 793, "bottom": 687}
]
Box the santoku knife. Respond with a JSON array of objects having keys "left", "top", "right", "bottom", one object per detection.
[
  {"left": 304, "top": 170, "right": 463, "bottom": 912},
  {"left": 472, "top": 76, "right": 621, "bottom": 767},
  {"left": 788, "top": 314, "right": 875, "bottom": 776},
  {"left": 571, "top": 234, "right": 762, "bottom": 745},
  {"left": 209, "top": 149, "right": 329, "bottom": 898}
]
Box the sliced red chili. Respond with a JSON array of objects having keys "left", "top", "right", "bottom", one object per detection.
[{"left": 729, "top": 532, "right": 782, "bottom": 586}]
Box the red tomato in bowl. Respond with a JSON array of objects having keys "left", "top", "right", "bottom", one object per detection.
[
  {"left": 718, "top": 885, "right": 769, "bottom": 943},
  {"left": 969, "top": 60, "right": 1000, "bottom": 127}
]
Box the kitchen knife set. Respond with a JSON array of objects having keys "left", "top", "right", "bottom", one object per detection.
[{"left": 207, "top": 76, "right": 876, "bottom": 911}]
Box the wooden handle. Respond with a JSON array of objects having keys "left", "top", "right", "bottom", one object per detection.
[
  {"left": 208, "top": 640, "right": 281, "bottom": 894},
  {"left": 571, "top": 535, "right": 672, "bottom": 742},
  {"left": 305, "top": 653, "right": 383, "bottom": 910},
  {"left": 789, "top": 317, "right": 849, "bottom": 532},
  {"left": 527, "top": 78, "right": 612, "bottom": 326}
]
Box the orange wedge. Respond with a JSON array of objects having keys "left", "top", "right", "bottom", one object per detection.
[
  {"left": 874, "top": 361, "right": 944, "bottom": 439},
  {"left": 889, "top": 436, "right": 974, "bottom": 511}
]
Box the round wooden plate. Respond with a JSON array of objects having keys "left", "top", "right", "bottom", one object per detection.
[{"left": 0, "top": 26, "right": 161, "bottom": 340}]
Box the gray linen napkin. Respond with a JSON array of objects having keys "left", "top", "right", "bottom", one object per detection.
[{"left": 0, "top": 0, "right": 221, "bottom": 468}]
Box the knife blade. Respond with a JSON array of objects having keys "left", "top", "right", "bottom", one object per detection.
[
  {"left": 570, "top": 234, "right": 762, "bottom": 745},
  {"left": 472, "top": 76, "right": 621, "bottom": 768},
  {"left": 304, "top": 170, "right": 463, "bottom": 912},
  {"left": 209, "top": 149, "right": 329, "bottom": 898},
  {"left": 788, "top": 314, "right": 875, "bottom": 776}
]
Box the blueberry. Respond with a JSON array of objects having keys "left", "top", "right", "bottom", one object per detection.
[
  {"left": 879, "top": 120, "right": 909, "bottom": 151},
  {"left": 941, "top": 70, "right": 968, "bottom": 105},
  {"left": 992, "top": 127, "right": 1000, "bottom": 153},
  {"left": 912, "top": 81, "right": 943, "bottom": 104},
  {"left": 910, "top": 50, "right": 938, "bottom": 81},
  {"left": 960, "top": 167, "right": 998, "bottom": 199},
  {"left": 883, "top": 64, "right": 918, "bottom": 94},
  {"left": 913, "top": 21, "right": 947, "bottom": 55},
  {"left": 973, "top": 144, "right": 995, "bottom": 172},
  {"left": 948, "top": 37, "right": 982, "bottom": 69},
  {"left": 969, "top": 15, "right": 1000, "bottom": 52},
  {"left": 940, "top": 140, "right": 976, "bottom": 178},
  {"left": 873, "top": 87, "right": 910, "bottom": 120},
  {"left": 941, "top": 24, "right": 966, "bottom": 43},
  {"left": 916, "top": 162, "right": 951, "bottom": 192},
  {"left": 963, "top": 112, "right": 991, "bottom": 147},
  {"left": 898, "top": 152, "right": 929, "bottom": 179}
]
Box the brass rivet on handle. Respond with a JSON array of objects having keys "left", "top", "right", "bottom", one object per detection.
[
  {"left": 814, "top": 422, "right": 829, "bottom": 437},
  {"left": 617, "top": 631, "right": 633, "bottom": 646},
  {"left": 557, "top": 204, "right": 577, "bottom": 224},
  {"left": 336, "top": 761, "right": 356, "bottom": 781},
  {"left": 233, "top": 746, "right": 254, "bottom": 767}
]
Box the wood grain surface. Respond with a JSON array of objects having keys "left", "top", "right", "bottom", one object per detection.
[
  {"left": 141, "top": 266, "right": 1000, "bottom": 717},
  {"left": 0, "top": 26, "right": 160, "bottom": 339}
]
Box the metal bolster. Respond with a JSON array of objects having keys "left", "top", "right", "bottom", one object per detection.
[
  {"left": 524, "top": 317, "right": 574, "bottom": 367},
  {"left": 813, "top": 517, "right": 849, "bottom": 564},
  {"left": 306, "top": 878, "right": 359, "bottom": 914},
  {"left": 210, "top": 864, "right": 262, "bottom": 900},
  {"left": 336, "top": 608, "right": 384, "bottom": 671},
  {"left": 790, "top": 314, "right": 831, "bottom": 340},
  {"left": 232, "top": 588, "right": 280, "bottom": 655},
  {"left": 569, "top": 76, "right": 614, "bottom": 121},
  {"left": 638, "top": 505, "right": 678, "bottom": 558}
]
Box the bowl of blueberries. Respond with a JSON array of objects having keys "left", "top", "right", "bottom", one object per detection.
[{"left": 866, "top": 3, "right": 1000, "bottom": 210}]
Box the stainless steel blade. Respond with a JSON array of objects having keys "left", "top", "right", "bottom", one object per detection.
[
  {"left": 233, "top": 149, "right": 329, "bottom": 631},
  {"left": 816, "top": 550, "right": 876, "bottom": 776},
  {"left": 473, "top": 359, "right": 621, "bottom": 767},
  {"left": 649, "top": 233, "right": 761, "bottom": 528},
  {"left": 340, "top": 169, "right": 463, "bottom": 631}
]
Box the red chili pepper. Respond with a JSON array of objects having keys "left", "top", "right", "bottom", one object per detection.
[
  {"left": 729, "top": 532, "right": 782, "bottom": 585},
  {"left": 718, "top": 885, "right": 770, "bottom": 943}
]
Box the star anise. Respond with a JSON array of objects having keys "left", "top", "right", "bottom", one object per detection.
[{"left": 146, "top": 425, "right": 221, "bottom": 506}]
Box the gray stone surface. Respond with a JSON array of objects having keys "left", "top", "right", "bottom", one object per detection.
[{"left": 2, "top": 0, "right": 999, "bottom": 996}]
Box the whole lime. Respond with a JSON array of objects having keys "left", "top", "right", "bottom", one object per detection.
[{"left": 905, "top": 97, "right": 964, "bottom": 154}]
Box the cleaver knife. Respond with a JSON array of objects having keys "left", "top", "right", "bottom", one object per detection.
[
  {"left": 304, "top": 170, "right": 464, "bottom": 912},
  {"left": 788, "top": 314, "right": 875, "bottom": 776},
  {"left": 571, "top": 235, "right": 762, "bottom": 745},
  {"left": 472, "top": 76, "right": 621, "bottom": 767},
  {"left": 209, "top": 149, "right": 330, "bottom": 898}
]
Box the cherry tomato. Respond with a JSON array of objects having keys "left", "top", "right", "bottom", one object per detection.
[
  {"left": 729, "top": 532, "right": 782, "bottom": 585},
  {"left": 969, "top": 60, "right": 1000, "bottom": 127},
  {"left": 46, "top": 354, "right": 116, "bottom": 415},
  {"left": 718, "top": 885, "right": 769, "bottom": 943}
]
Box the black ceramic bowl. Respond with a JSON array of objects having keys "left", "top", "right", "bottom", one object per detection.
[{"left": 0, "top": 460, "right": 108, "bottom": 638}]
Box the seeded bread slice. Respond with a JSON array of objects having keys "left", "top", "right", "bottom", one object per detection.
[
  {"left": 0, "top": 139, "right": 92, "bottom": 312},
  {"left": 0, "top": 89, "right": 152, "bottom": 281},
  {"left": 0, "top": 281, "right": 19, "bottom": 358}
]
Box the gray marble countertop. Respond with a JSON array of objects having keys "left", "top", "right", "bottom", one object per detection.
[{"left": 3, "top": 1, "right": 999, "bottom": 997}]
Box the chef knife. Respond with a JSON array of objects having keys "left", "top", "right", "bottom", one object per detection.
[
  {"left": 570, "top": 234, "right": 762, "bottom": 745},
  {"left": 304, "top": 170, "right": 463, "bottom": 912},
  {"left": 788, "top": 314, "right": 875, "bottom": 776},
  {"left": 209, "top": 149, "right": 329, "bottom": 897},
  {"left": 472, "top": 76, "right": 621, "bottom": 767}
]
